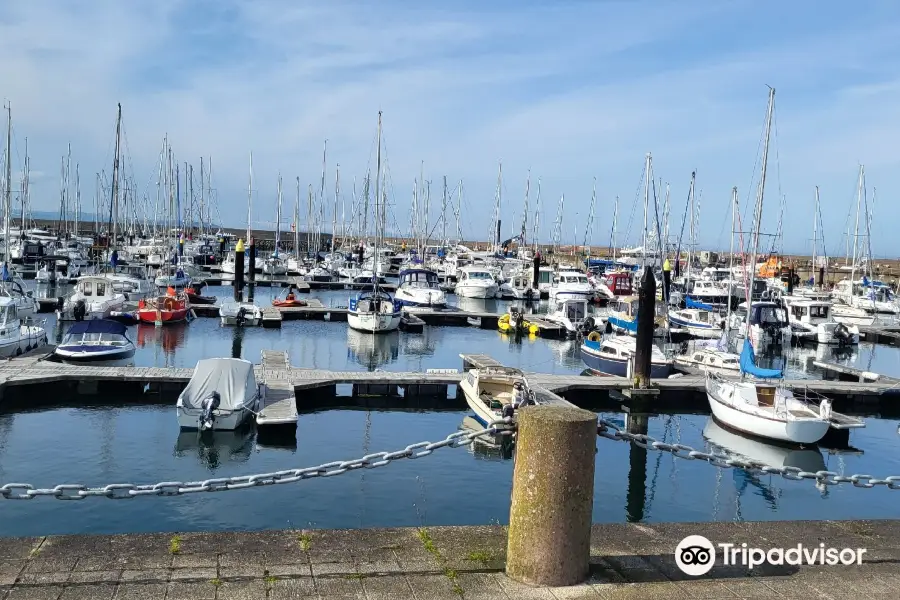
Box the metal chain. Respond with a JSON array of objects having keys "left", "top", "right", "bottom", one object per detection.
[
  {"left": 598, "top": 419, "right": 900, "bottom": 489},
  {"left": 0, "top": 418, "right": 514, "bottom": 500}
]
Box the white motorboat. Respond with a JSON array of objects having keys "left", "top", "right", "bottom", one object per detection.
[
  {"left": 783, "top": 296, "right": 858, "bottom": 345},
  {"left": 548, "top": 269, "right": 594, "bottom": 302},
  {"left": 832, "top": 278, "right": 899, "bottom": 315},
  {"left": 830, "top": 303, "right": 878, "bottom": 327},
  {"left": 395, "top": 268, "right": 446, "bottom": 307},
  {"left": 727, "top": 301, "right": 791, "bottom": 350},
  {"left": 459, "top": 366, "right": 533, "bottom": 429},
  {"left": 307, "top": 265, "right": 335, "bottom": 282},
  {"left": 220, "top": 252, "right": 248, "bottom": 275},
  {"left": 56, "top": 276, "right": 127, "bottom": 321},
  {"left": 0, "top": 296, "right": 46, "bottom": 358},
  {"left": 54, "top": 319, "right": 135, "bottom": 363},
  {"left": 176, "top": 358, "right": 262, "bottom": 431},
  {"left": 544, "top": 297, "right": 593, "bottom": 336},
  {"left": 219, "top": 300, "right": 263, "bottom": 326},
  {"left": 35, "top": 262, "right": 57, "bottom": 283},
  {"left": 580, "top": 333, "right": 673, "bottom": 377},
  {"left": 502, "top": 272, "right": 537, "bottom": 300},
  {"left": 455, "top": 266, "right": 499, "bottom": 299},
  {"left": 347, "top": 289, "right": 402, "bottom": 333},
  {"left": 667, "top": 306, "right": 723, "bottom": 338},
  {"left": 675, "top": 345, "right": 740, "bottom": 376}
]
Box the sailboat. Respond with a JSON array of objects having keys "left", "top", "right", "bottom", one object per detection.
[
  {"left": 263, "top": 176, "right": 288, "bottom": 276},
  {"left": 705, "top": 88, "right": 833, "bottom": 445},
  {"left": 347, "top": 112, "right": 402, "bottom": 334}
]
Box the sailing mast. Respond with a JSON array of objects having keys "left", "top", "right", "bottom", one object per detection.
[
  {"left": 20, "top": 138, "right": 28, "bottom": 234},
  {"left": 520, "top": 170, "right": 530, "bottom": 251},
  {"left": 812, "top": 186, "right": 819, "bottom": 288},
  {"left": 372, "top": 112, "right": 383, "bottom": 289},
  {"left": 275, "top": 174, "right": 283, "bottom": 254},
  {"left": 532, "top": 178, "right": 541, "bottom": 255},
  {"left": 3, "top": 102, "right": 11, "bottom": 267},
  {"left": 583, "top": 177, "right": 596, "bottom": 263},
  {"left": 294, "top": 177, "right": 300, "bottom": 259},
  {"left": 743, "top": 86, "right": 776, "bottom": 356},
  {"left": 685, "top": 171, "right": 696, "bottom": 292},
  {"left": 441, "top": 176, "right": 448, "bottom": 247},
  {"left": 108, "top": 104, "right": 122, "bottom": 251},
  {"left": 726, "top": 186, "right": 738, "bottom": 328},
  {"left": 331, "top": 164, "right": 339, "bottom": 251}
]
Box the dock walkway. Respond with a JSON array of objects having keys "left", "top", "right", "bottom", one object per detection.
[{"left": 0, "top": 520, "right": 893, "bottom": 599}]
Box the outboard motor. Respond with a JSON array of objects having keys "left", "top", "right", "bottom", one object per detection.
[
  {"left": 200, "top": 392, "right": 221, "bottom": 431},
  {"left": 236, "top": 307, "right": 247, "bottom": 327},
  {"left": 73, "top": 299, "right": 87, "bottom": 321},
  {"left": 833, "top": 323, "right": 852, "bottom": 347},
  {"left": 819, "top": 398, "right": 833, "bottom": 421},
  {"left": 581, "top": 316, "right": 596, "bottom": 335},
  {"left": 501, "top": 403, "right": 515, "bottom": 419}
]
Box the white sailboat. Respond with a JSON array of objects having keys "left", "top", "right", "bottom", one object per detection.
[
  {"left": 263, "top": 175, "right": 288, "bottom": 276},
  {"left": 705, "top": 88, "right": 833, "bottom": 445},
  {"left": 347, "top": 112, "right": 401, "bottom": 334}
]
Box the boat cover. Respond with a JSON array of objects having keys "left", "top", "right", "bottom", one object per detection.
[
  {"left": 179, "top": 358, "right": 257, "bottom": 411},
  {"left": 739, "top": 339, "right": 783, "bottom": 379},
  {"left": 66, "top": 319, "right": 127, "bottom": 335},
  {"left": 686, "top": 296, "right": 714, "bottom": 311}
]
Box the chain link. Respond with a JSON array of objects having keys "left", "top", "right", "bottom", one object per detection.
[
  {"left": 0, "top": 418, "right": 513, "bottom": 500},
  {"left": 598, "top": 418, "right": 900, "bottom": 490}
]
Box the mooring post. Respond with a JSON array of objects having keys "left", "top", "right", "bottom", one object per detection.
[
  {"left": 248, "top": 237, "right": 256, "bottom": 282},
  {"left": 507, "top": 405, "right": 596, "bottom": 586},
  {"left": 532, "top": 253, "right": 540, "bottom": 289},
  {"left": 787, "top": 266, "right": 794, "bottom": 295},
  {"left": 234, "top": 239, "right": 245, "bottom": 301},
  {"left": 634, "top": 267, "right": 655, "bottom": 388}
]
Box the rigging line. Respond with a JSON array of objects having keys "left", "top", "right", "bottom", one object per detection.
[
  {"left": 772, "top": 102, "right": 784, "bottom": 253},
  {"left": 737, "top": 97, "right": 769, "bottom": 247}
]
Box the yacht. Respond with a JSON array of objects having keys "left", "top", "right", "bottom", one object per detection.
[
  {"left": 262, "top": 254, "right": 288, "bottom": 276},
  {"left": 548, "top": 269, "right": 594, "bottom": 302},
  {"left": 0, "top": 296, "right": 46, "bottom": 358},
  {"left": 782, "top": 296, "right": 859, "bottom": 345},
  {"left": 57, "top": 276, "right": 127, "bottom": 321},
  {"left": 455, "top": 266, "right": 499, "bottom": 299},
  {"left": 395, "top": 268, "right": 446, "bottom": 308},
  {"left": 544, "top": 297, "right": 592, "bottom": 337},
  {"left": 347, "top": 289, "right": 402, "bottom": 333}
]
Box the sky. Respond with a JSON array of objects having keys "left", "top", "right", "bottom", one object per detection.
[{"left": 1, "top": 0, "right": 900, "bottom": 256}]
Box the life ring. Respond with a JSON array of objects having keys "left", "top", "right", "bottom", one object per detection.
[
  {"left": 164, "top": 298, "right": 176, "bottom": 311},
  {"left": 587, "top": 331, "right": 602, "bottom": 342}
]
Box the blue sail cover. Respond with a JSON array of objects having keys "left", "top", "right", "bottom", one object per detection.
[
  {"left": 739, "top": 339, "right": 783, "bottom": 379},
  {"left": 686, "top": 296, "right": 714, "bottom": 311}
]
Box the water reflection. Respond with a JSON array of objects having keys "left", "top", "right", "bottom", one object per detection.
[
  {"left": 346, "top": 329, "right": 400, "bottom": 370},
  {"left": 231, "top": 326, "right": 245, "bottom": 359},
  {"left": 460, "top": 416, "right": 514, "bottom": 460},
  {"left": 703, "top": 417, "right": 826, "bottom": 511},
  {"left": 136, "top": 323, "right": 188, "bottom": 365},
  {"left": 454, "top": 296, "right": 501, "bottom": 313},
  {"left": 173, "top": 427, "right": 254, "bottom": 470}
]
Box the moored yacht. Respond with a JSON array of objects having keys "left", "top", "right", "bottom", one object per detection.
[
  {"left": 580, "top": 334, "right": 673, "bottom": 377},
  {"left": 395, "top": 268, "right": 446, "bottom": 307},
  {"left": 455, "top": 266, "right": 499, "bottom": 299}
]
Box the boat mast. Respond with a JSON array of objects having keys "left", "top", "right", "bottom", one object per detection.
[
  {"left": 812, "top": 186, "right": 819, "bottom": 288},
  {"left": 4, "top": 102, "right": 11, "bottom": 265},
  {"left": 331, "top": 164, "right": 339, "bottom": 251},
  {"left": 744, "top": 87, "right": 776, "bottom": 343},
  {"left": 532, "top": 177, "right": 541, "bottom": 255},
  {"left": 20, "top": 137, "right": 28, "bottom": 234},
  {"left": 849, "top": 165, "right": 862, "bottom": 299},
  {"left": 199, "top": 158, "right": 205, "bottom": 236},
  {"left": 686, "top": 171, "right": 696, "bottom": 292},
  {"left": 108, "top": 104, "right": 122, "bottom": 249},
  {"left": 611, "top": 195, "right": 619, "bottom": 264},
  {"left": 727, "top": 186, "right": 737, "bottom": 326},
  {"left": 441, "top": 175, "right": 448, "bottom": 247},
  {"left": 583, "top": 178, "right": 596, "bottom": 263},
  {"left": 307, "top": 184, "right": 314, "bottom": 259},
  {"left": 294, "top": 177, "right": 300, "bottom": 258},
  {"left": 319, "top": 140, "right": 327, "bottom": 256},
  {"left": 275, "top": 173, "right": 282, "bottom": 252},
  {"left": 246, "top": 152, "right": 253, "bottom": 243},
  {"left": 373, "top": 111, "right": 383, "bottom": 288}
]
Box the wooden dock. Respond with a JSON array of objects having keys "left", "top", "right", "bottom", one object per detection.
[
  {"left": 813, "top": 360, "right": 900, "bottom": 384},
  {"left": 257, "top": 350, "right": 298, "bottom": 428},
  {"left": 859, "top": 325, "right": 900, "bottom": 346}
]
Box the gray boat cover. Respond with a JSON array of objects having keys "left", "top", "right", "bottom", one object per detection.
[{"left": 179, "top": 358, "right": 257, "bottom": 411}]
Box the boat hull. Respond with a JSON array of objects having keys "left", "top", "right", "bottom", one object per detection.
[
  {"left": 136, "top": 308, "right": 190, "bottom": 324},
  {"left": 55, "top": 344, "right": 135, "bottom": 362},
  {"left": 580, "top": 345, "right": 672, "bottom": 377},
  {"left": 177, "top": 405, "right": 255, "bottom": 431},
  {"left": 0, "top": 327, "right": 47, "bottom": 358},
  {"left": 705, "top": 379, "right": 829, "bottom": 444},
  {"left": 347, "top": 310, "right": 402, "bottom": 333},
  {"left": 455, "top": 284, "right": 498, "bottom": 299}
]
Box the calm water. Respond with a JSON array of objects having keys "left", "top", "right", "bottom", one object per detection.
[{"left": 1, "top": 282, "right": 899, "bottom": 536}]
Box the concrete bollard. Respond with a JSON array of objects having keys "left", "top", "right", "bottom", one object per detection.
[{"left": 506, "top": 405, "right": 596, "bottom": 586}]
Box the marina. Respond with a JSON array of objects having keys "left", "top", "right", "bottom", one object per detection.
[{"left": 4, "top": 4, "right": 900, "bottom": 594}]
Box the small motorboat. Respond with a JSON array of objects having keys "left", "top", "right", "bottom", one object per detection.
[
  {"left": 185, "top": 286, "right": 217, "bottom": 305},
  {"left": 272, "top": 288, "right": 307, "bottom": 308},
  {"left": 219, "top": 300, "right": 263, "bottom": 326},
  {"left": 54, "top": 319, "right": 135, "bottom": 362},
  {"left": 0, "top": 296, "right": 47, "bottom": 358},
  {"left": 176, "top": 358, "right": 262, "bottom": 431},
  {"left": 497, "top": 307, "right": 538, "bottom": 335},
  {"left": 57, "top": 276, "right": 127, "bottom": 321},
  {"left": 459, "top": 366, "right": 535, "bottom": 429},
  {"left": 580, "top": 333, "right": 673, "bottom": 377},
  {"left": 136, "top": 289, "right": 191, "bottom": 325}
]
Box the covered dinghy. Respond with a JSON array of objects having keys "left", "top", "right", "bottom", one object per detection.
[{"left": 176, "top": 358, "right": 261, "bottom": 431}]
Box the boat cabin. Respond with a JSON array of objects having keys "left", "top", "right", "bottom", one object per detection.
[
  {"left": 789, "top": 301, "right": 830, "bottom": 324},
  {"left": 605, "top": 271, "right": 633, "bottom": 296},
  {"left": 459, "top": 268, "right": 495, "bottom": 282},
  {"left": 399, "top": 269, "right": 440, "bottom": 289},
  {"left": 748, "top": 301, "right": 789, "bottom": 328},
  {"left": 536, "top": 266, "right": 554, "bottom": 288},
  {"left": 552, "top": 297, "right": 588, "bottom": 322},
  {"left": 686, "top": 350, "right": 739, "bottom": 370},
  {"left": 74, "top": 277, "right": 114, "bottom": 300},
  {"left": 0, "top": 299, "right": 19, "bottom": 330},
  {"left": 553, "top": 271, "right": 590, "bottom": 286}
]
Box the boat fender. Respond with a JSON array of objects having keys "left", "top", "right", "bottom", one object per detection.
[
  {"left": 819, "top": 398, "right": 833, "bottom": 421},
  {"left": 587, "top": 331, "right": 602, "bottom": 342}
]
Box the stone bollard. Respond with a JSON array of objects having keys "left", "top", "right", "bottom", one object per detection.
[{"left": 506, "top": 405, "right": 596, "bottom": 586}]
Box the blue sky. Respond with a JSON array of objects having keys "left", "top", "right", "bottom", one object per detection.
[{"left": 2, "top": 0, "right": 900, "bottom": 255}]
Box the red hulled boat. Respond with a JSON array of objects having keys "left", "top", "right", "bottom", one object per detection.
[{"left": 137, "top": 287, "right": 191, "bottom": 325}]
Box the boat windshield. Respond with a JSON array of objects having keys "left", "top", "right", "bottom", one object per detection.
[
  {"left": 468, "top": 271, "right": 493, "bottom": 280},
  {"left": 0, "top": 304, "right": 17, "bottom": 327},
  {"left": 62, "top": 332, "right": 129, "bottom": 346},
  {"left": 402, "top": 271, "right": 439, "bottom": 288}
]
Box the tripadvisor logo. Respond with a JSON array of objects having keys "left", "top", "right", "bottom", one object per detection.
[{"left": 675, "top": 535, "right": 867, "bottom": 576}]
